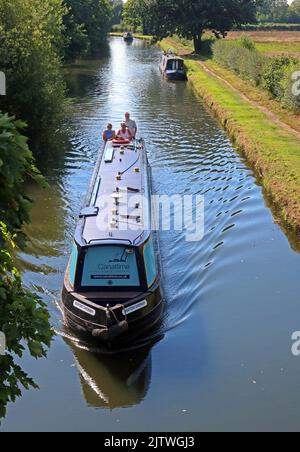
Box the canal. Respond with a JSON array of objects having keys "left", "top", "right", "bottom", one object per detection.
[{"left": 2, "top": 38, "right": 300, "bottom": 432}]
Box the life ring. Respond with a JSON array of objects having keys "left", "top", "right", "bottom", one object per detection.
[{"left": 113, "top": 139, "right": 130, "bottom": 145}]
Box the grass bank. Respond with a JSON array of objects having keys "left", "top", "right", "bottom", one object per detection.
[{"left": 159, "top": 38, "right": 300, "bottom": 235}]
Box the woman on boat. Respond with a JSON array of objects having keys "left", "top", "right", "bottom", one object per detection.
[
  {"left": 103, "top": 124, "right": 116, "bottom": 142},
  {"left": 116, "top": 122, "right": 133, "bottom": 141}
]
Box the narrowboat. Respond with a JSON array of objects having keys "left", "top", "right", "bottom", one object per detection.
[
  {"left": 123, "top": 32, "right": 134, "bottom": 42},
  {"left": 62, "top": 138, "right": 163, "bottom": 346},
  {"left": 160, "top": 52, "right": 187, "bottom": 81}
]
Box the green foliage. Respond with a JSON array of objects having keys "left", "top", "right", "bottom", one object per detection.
[
  {"left": 256, "top": 0, "right": 300, "bottom": 24},
  {"left": 289, "top": 0, "right": 300, "bottom": 23},
  {"left": 212, "top": 37, "right": 300, "bottom": 113},
  {"left": 63, "top": 6, "right": 89, "bottom": 62},
  {"left": 0, "top": 0, "right": 67, "bottom": 146},
  {"left": 257, "top": 0, "right": 289, "bottom": 23},
  {"left": 0, "top": 114, "right": 47, "bottom": 245},
  {"left": 238, "top": 34, "right": 256, "bottom": 51},
  {"left": 281, "top": 64, "right": 300, "bottom": 113},
  {"left": 124, "top": 0, "right": 258, "bottom": 52},
  {"left": 111, "top": 0, "right": 124, "bottom": 26},
  {"left": 212, "top": 38, "right": 267, "bottom": 85},
  {"left": 65, "top": 0, "right": 112, "bottom": 53},
  {"left": 262, "top": 56, "right": 297, "bottom": 98},
  {"left": 0, "top": 113, "right": 54, "bottom": 420}
]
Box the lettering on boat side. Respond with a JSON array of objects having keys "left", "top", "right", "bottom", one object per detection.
[
  {"left": 73, "top": 301, "right": 96, "bottom": 317},
  {"left": 0, "top": 331, "right": 6, "bottom": 355},
  {"left": 122, "top": 300, "right": 148, "bottom": 316},
  {"left": 0, "top": 72, "right": 6, "bottom": 95}
]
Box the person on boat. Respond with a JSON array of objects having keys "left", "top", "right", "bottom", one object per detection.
[
  {"left": 124, "top": 112, "right": 138, "bottom": 138},
  {"left": 116, "top": 122, "right": 133, "bottom": 141},
  {"left": 103, "top": 124, "right": 116, "bottom": 142}
]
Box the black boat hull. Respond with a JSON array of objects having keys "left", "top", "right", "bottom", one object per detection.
[
  {"left": 164, "top": 71, "right": 187, "bottom": 81},
  {"left": 62, "top": 281, "right": 164, "bottom": 345}
]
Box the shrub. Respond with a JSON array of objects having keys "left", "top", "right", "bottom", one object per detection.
[
  {"left": 262, "top": 56, "right": 298, "bottom": 99},
  {"left": 213, "top": 37, "right": 300, "bottom": 114},
  {"left": 238, "top": 34, "right": 256, "bottom": 51},
  {"left": 281, "top": 65, "right": 300, "bottom": 113},
  {"left": 212, "top": 39, "right": 266, "bottom": 86}
]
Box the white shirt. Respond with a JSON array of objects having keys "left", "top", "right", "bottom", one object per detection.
[
  {"left": 125, "top": 119, "right": 137, "bottom": 136},
  {"left": 118, "top": 129, "right": 131, "bottom": 139}
]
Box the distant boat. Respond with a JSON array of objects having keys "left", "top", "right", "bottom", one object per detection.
[
  {"left": 123, "top": 32, "right": 134, "bottom": 42},
  {"left": 160, "top": 52, "right": 187, "bottom": 81},
  {"left": 62, "top": 138, "right": 164, "bottom": 346}
]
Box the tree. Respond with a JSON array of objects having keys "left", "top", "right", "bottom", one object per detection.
[
  {"left": 64, "top": 0, "right": 112, "bottom": 52},
  {"left": 111, "top": 0, "right": 124, "bottom": 26},
  {"left": 62, "top": 6, "right": 89, "bottom": 62},
  {"left": 125, "top": 0, "right": 258, "bottom": 52},
  {"left": 257, "top": 0, "right": 289, "bottom": 22},
  {"left": 0, "top": 113, "right": 54, "bottom": 419},
  {"left": 288, "top": 0, "right": 300, "bottom": 23},
  {"left": 0, "top": 0, "right": 67, "bottom": 148}
]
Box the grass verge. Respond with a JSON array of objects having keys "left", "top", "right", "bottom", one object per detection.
[{"left": 159, "top": 37, "right": 300, "bottom": 236}]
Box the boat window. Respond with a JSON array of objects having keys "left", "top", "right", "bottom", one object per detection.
[
  {"left": 81, "top": 246, "right": 140, "bottom": 288},
  {"left": 69, "top": 243, "right": 78, "bottom": 286},
  {"left": 166, "top": 60, "right": 174, "bottom": 70},
  {"left": 143, "top": 237, "right": 157, "bottom": 288}
]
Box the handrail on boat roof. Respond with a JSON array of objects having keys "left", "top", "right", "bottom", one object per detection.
[{"left": 88, "top": 238, "right": 133, "bottom": 246}]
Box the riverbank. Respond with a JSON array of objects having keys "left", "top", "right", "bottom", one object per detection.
[
  {"left": 159, "top": 37, "right": 300, "bottom": 236},
  {"left": 109, "top": 32, "right": 155, "bottom": 42}
]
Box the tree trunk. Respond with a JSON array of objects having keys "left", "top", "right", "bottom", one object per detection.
[{"left": 193, "top": 33, "right": 203, "bottom": 53}]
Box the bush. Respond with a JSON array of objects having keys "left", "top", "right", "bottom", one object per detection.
[
  {"left": 212, "top": 38, "right": 266, "bottom": 86},
  {"left": 262, "top": 56, "right": 297, "bottom": 99},
  {"left": 281, "top": 65, "right": 300, "bottom": 113},
  {"left": 213, "top": 37, "right": 300, "bottom": 114}
]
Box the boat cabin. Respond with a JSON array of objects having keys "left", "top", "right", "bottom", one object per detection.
[
  {"left": 68, "top": 140, "right": 158, "bottom": 294},
  {"left": 160, "top": 52, "right": 187, "bottom": 81}
]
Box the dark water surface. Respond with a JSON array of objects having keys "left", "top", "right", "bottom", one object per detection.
[{"left": 2, "top": 38, "right": 300, "bottom": 432}]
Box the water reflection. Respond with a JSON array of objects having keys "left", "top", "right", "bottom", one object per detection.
[{"left": 63, "top": 335, "right": 162, "bottom": 409}]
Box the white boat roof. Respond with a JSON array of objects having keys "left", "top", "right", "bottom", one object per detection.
[{"left": 80, "top": 140, "right": 151, "bottom": 247}]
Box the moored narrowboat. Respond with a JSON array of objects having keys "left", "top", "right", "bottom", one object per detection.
[
  {"left": 160, "top": 52, "right": 187, "bottom": 81},
  {"left": 123, "top": 32, "right": 134, "bottom": 42},
  {"left": 62, "top": 138, "right": 163, "bottom": 346}
]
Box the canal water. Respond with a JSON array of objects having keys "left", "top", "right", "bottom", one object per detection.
[{"left": 2, "top": 38, "right": 300, "bottom": 432}]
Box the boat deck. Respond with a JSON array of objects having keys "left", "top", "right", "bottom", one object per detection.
[{"left": 80, "top": 140, "right": 151, "bottom": 247}]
